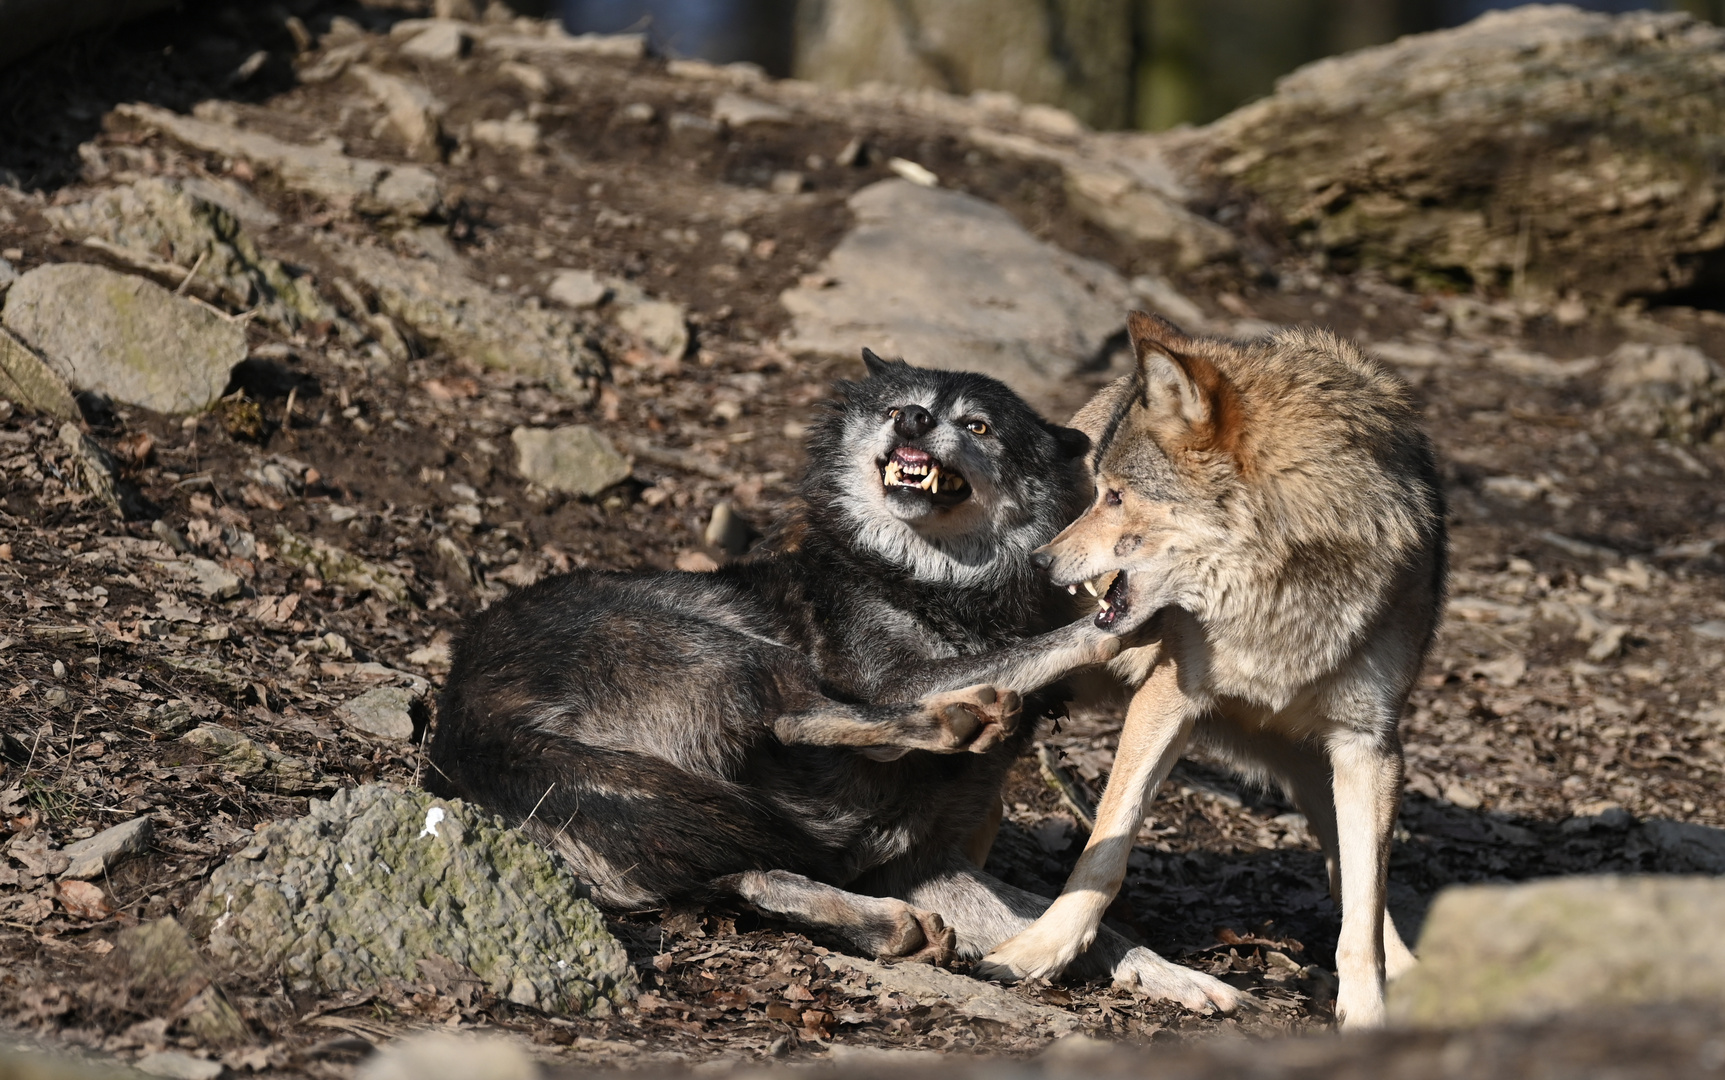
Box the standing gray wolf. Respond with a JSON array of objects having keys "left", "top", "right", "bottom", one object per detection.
[
  {"left": 976, "top": 313, "right": 1446, "bottom": 1029},
  {"left": 426, "top": 352, "right": 1241, "bottom": 1012}
]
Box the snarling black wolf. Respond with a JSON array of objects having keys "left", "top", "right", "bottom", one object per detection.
[{"left": 426, "top": 353, "right": 1237, "bottom": 1008}]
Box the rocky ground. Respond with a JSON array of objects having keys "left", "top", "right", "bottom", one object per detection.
[{"left": 1, "top": 4, "right": 1724, "bottom": 1078}]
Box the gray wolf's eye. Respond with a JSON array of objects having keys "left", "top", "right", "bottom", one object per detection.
[{"left": 965, "top": 420, "right": 990, "bottom": 436}]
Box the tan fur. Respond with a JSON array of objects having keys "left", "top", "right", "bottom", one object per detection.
[{"left": 976, "top": 312, "right": 1445, "bottom": 1029}]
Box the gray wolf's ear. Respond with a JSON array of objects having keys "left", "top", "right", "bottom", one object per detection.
[
  {"left": 1047, "top": 424, "right": 1090, "bottom": 460},
  {"left": 861, "top": 348, "right": 893, "bottom": 377},
  {"left": 1127, "top": 310, "right": 1243, "bottom": 458}
]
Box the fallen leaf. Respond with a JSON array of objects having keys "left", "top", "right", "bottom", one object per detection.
[{"left": 54, "top": 879, "right": 113, "bottom": 920}]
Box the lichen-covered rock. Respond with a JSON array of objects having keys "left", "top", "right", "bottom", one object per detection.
[
  {"left": 196, "top": 785, "right": 633, "bottom": 1014},
  {"left": 1, "top": 263, "right": 245, "bottom": 414},
  {"left": 327, "top": 241, "right": 599, "bottom": 401},
  {"left": 43, "top": 179, "right": 332, "bottom": 330},
  {"left": 181, "top": 724, "right": 320, "bottom": 793},
  {"left": 1183, "top": 7, "right": 1725, "bottom": 301}
]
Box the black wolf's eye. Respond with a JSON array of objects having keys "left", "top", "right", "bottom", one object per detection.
[
  {"left": 965, "top": 420, "right": 989, "bottom": 436},
  {"left": 1104, "top": 489, "right": 1123, "bottom": 507},
  {"left": 888, "top": 408, "right": 901, "bottom": 420}
]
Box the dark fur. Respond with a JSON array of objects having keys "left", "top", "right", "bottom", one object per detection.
[{"left": 427, "top": 358, "right": 1168, "bottom": 970}]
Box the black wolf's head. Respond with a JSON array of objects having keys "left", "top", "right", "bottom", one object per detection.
[{"left": 801, "top": 350, "right": 1090, "bottom": 586}]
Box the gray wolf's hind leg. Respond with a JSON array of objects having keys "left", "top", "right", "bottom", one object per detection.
[
  {"left": 870, "top": 854, "right": 1242, "bottom": 1014},
  {"left": 713, "top": 869, "right": 956, "bottom": 965}
]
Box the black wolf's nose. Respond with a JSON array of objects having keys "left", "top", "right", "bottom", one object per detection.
[
  {"left": 1029, "top": 550, "right": 1053, "bottom": 570},
  {"left": 893, "top": 404, "right": 934, "bottom": 439}
]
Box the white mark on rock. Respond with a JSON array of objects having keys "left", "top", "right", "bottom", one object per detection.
[
  {"left": 420, "top": 806, "right": 446, "bottom": 839},
  {"left": 343, "top": 862, "right": 354, "bottom": 876}
]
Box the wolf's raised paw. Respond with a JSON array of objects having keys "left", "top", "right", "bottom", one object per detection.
[{"left": 920, "top": 684, "right": 1022, "bottom": 753}]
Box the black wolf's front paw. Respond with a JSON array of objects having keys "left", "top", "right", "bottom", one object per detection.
[{"left": 919, "top": 684, "right": 1023, "bottom": 753}]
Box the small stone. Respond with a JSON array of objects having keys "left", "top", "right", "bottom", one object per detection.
[
  {"left": 3, "top": 264, "right": 244, "bottom": 414},
  {"left": 500, "top": 61, "right": 551, "bottom": 98},
  {"left": 511, "top": 425, "right": 633, "bottom": 498},
  {"left": 1691, "top": 620, "right": 1725, "bottom": 641},
  {"left": 617, "top": 101, "right": 656, "bottom": 124},
  {"left": 60, "top": 816, "right": 153, "bottom": 880},
  {"left": 546, "top": 268, "right": 608, "bottom": 310},
  {"left": 471, "top": 118, "right": 542, "bottom": 153},
  {"left": 337, "top": 686, "right": 418, "bottom": 741},
  {"left": 187, "top": 558, "right": 242, "bottom": 600},
  {"left": 614, "top": 298, "right": 688, "bottom": 360},
  {"left": 0, "top": 256, "right": 15, "bottom": 291},
  {"left": 711, "top": 92, "right": 791, "bottom": 128},
  {"left": 400, "top": 21, "right": 469, "bottom": 62},
  {"left": 770, "top": 170, "right": 806, "bottom": 195},
  {"left": 274, "top": 528, "right": 416, "bottom": 606},
  {"left": 136, "top": 1051, "right": 225, "bottom": 1080},
  {"left": 352, "top": 66, "right": 445, "bottom": 161},
  {"left": 703, "top": 501, "right": 751, "bottom": 556}
]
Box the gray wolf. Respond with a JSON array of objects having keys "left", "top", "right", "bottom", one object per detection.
[
  {"left": 975, "top": 313, "right": 1446, "bottom": 1028},
  {"left": 426, "top": 352, "right": 1241, "bottom": 1011}
]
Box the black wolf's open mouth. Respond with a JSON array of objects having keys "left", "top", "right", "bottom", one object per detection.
[{"left": 880, "top": 445, "right": 971, "bottom": 507}]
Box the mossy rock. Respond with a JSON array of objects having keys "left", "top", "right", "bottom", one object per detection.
[{"left": 195, "top": 784, "right": 634, "bottom": 1014}]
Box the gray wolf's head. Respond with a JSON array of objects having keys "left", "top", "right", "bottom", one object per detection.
[{"left": 802, "top": 351, "right": 1090, "bottom": 586}]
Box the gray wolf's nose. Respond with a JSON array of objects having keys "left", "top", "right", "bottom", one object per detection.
[
  {"left": 894, "top": 405, "right": 934, "bottom": 439},
  {"left": 1029, "top": 549, "right": 1053, "bottom": 570}
]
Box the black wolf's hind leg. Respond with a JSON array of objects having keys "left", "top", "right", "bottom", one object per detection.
[
  {"left": 772, "top": 685, "right": 1022, "bottom": 759},
  {"left": 713, "top": 870, "right": 956, "bottom": 965}
]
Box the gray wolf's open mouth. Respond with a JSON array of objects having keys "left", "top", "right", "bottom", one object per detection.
[
  {"left": 1068, "top": 570, "right": 1130, "bottom": 628},
  {"left": 880, "top": 445, "right": 971, "bottom": 507}
]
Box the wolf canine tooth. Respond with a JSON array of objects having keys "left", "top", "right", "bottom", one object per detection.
[{"left": 1082, "top": 580, "right": 1099, "bottom": 597}]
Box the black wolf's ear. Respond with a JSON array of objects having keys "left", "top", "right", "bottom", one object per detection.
[
  {"left": 861, "top": 348, "right": 893, "bottom": 377},
  {"left": 1127, "top": 310, "right": 1244, "bottom": 458},
  {"left": 1046, "top": 424, "right": 1090, "bottom": 461}
]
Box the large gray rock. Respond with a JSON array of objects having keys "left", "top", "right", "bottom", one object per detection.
[
  {"left": 2, "top": 263, "right": 244, "bottom": 414},
  {"left": 511, "top": 425, "right": 632, "bottom": 497},
  {"left": 1389, "top": 875, "right": 1725, "bottom": 1027},
  {"left": 1180, "top": 7, "right": 1725, "bottom": 302},
  {"left": 328, "top": 242, "right": 598, "bottom": 399},
  {"left": 116, "top": 103, "right": 443, "bottom": 219},
  {"left": 196, "top": 785, "right": 633, "bottom": 1014},
  {"left": 781, "top": 179, "right": 1132, "bottom": 403},
  {"left": 44, "top": 179, "right": 331, "bottom": 330}
]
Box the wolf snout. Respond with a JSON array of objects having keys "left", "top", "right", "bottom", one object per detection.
[{"left": 893, "top": 404, "right": 934, "bottom": 439}]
